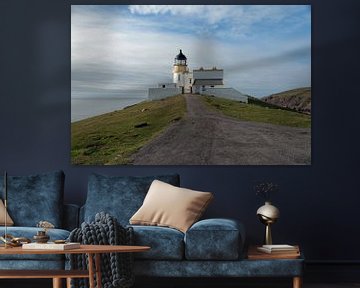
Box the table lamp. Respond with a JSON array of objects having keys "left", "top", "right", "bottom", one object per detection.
[{"left": 256, "top": 201, "right": 280, "bottom": 245}]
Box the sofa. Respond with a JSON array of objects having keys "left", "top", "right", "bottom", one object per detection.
[
  {"left": 0, "top": 171, "right": 304, "bottom": 287},
  {"left": 0, "top": 170, "right": 79, "bottom": 270},
  {"left": 80, "top": 173, "right": 304, "bottom": 283}
]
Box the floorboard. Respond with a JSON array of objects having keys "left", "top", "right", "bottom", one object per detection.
[{"left": 1, "top": 279, "right": 360, "bottom": 288}]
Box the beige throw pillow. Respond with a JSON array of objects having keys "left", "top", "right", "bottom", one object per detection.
[
  {"left": 130, "top": 180, "right": 213, "bottom": 233},
  {"left": 0, "top": 199, "right": 14, "bottom": 226}
]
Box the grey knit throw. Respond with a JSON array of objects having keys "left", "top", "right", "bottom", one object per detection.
[{"left": 68, "top": 212, "right": 134, "bottom": 288}]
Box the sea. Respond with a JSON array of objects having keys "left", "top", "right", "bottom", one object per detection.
[{"left": 71, "top": 96, "right": 147, "bottom": 122}]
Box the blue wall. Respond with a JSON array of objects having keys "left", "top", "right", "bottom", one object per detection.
[{"left": 0, "top": 0, "right": 359, "bottom": 263}]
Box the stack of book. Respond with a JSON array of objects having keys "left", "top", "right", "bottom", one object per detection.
[
  {"left": 257, "top": 244, "right": 299, "bottom": 254},
  {"left": 248, "top": 244, "right": 300, "bottom": 259}
]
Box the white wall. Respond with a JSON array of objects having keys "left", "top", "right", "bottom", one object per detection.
[
  {"left": 173, "top": 72, "right": 192, "bottom": 93},
  {"left": 201, "top": 88, "right": 248, "bottom": 103},
  {"left": 173, "top": 72, "right": 186, "bottom": 88},
  {"left": 158, "top": 83, "right": 176, "bottom": 88},
  {"left": 148, "top": 88, "right": 182, "bottom": 100},
  {"left": 193, "top": 69, "right": 224, "bottom": 80}
]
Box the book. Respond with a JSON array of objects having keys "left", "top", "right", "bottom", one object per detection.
[
  {"left": 248, "top": 245, "right": 300, "bottom": 260},
  {"left": 257, "top": 244, "right": 299, "bottom": 254},
  {"left": 22, "top": 242, "right": 81, "bottom": 250}
]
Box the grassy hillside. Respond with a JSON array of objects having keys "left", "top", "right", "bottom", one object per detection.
[
  {"left": 262, "top": 87, "right": 311, "bottom": 114},
  {"left": 203, "top": 95, "right": 311, "bottom": 128},
  {"left": 71, "top": 95, "right": 186, "bottom": 165}
]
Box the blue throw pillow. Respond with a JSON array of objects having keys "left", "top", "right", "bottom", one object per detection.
[
  {"left": 84, "top": 173, "right": 180, "bottom": 225},
  {"left": 0, "top": 170, "right": 64, "bottom": 227}
]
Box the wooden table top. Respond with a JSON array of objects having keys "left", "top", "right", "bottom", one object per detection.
[
  {"left": 0, "top": 245, "right": 150, "bottom": 255},
  {"left": 247, "top": 245, "right": 301, "bottom": 260}
]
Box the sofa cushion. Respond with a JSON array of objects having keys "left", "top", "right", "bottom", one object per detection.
[
  {"left": 130, "top": 180, "right": 213, "bottom": 233},
  {"left": 0, "top": 199, "right": 14, "bottom": 226},
  {"left": 130, "top": 225, "right": 184, "bottom": 260},
  {"left": 184, "top": 218, "right": 245, "bottom": 260},
  {"left": 84, "top": 173, "right": 180, "bottom": 225},
  {"left": 0, "top": 227, "right": 70, "bottom": 261},
  {"left": 0, "top": 171, "right": 64, "bottom": 227}
]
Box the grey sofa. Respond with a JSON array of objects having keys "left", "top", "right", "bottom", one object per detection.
[
  {"left": 0, "top": 171, "right": 78, "bottom": 270},
  {"left": 81, "top": 173, "right": 304, "bottom": 284}
]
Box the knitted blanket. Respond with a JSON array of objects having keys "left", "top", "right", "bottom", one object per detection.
[{"left": 68, "top": 212, "right": 134, "bottom": 288}]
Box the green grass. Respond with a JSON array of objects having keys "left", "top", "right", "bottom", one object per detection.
[
  {"left": 202, "top": 96, "right": 311, "bottom": 128},
  {"left": 71, "top": 95, "right": 186, "bottom": 165}
]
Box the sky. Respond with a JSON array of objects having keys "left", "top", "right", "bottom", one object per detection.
[{"left": 71, "top": 5, "right": 311, "bottom": 99}]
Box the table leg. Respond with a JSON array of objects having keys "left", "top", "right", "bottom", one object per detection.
[
  {"left": 293, "top": 276, "right": 302, "bottom": 288},
  {"left": 52, "top": 278, "right": 62, "bottom": 288},
  {"left": 66, "top": 277, "right": 72, "bottom": 288},
  {"left": 88, "top": 253, "right": 95, "bottom": 288},
  {"left": 95, "top": 253, "right": 102, "bottom": 288}
]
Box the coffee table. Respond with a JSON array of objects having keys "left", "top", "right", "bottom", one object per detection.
[{"left": 0, "top": 244, "right": 150, "bottom": 288}]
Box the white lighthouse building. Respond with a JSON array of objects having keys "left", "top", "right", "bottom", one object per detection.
[
  {"left": 148, "top": 49, "right": 248, "bottom": 103},
  {"left": 172, "top": 49, "right": 192, "bottom": 93}
]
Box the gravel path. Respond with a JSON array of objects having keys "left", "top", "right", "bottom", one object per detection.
[{"left": 130, "top": 94, "right": 311, "bottom": 165}]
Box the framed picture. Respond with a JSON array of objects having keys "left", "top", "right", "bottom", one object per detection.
[{"left": 71, "top": 5, "right": 311, "bottom": 165}]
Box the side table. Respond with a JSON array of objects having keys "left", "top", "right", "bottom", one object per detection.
[
  {"left": 247, "top": 245, "right": 303, "bottom": 288},
  {"left": 0, "top": 244, "right": 150, "bottom": 288}
]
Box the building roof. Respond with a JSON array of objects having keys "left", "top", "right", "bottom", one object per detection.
[
  {"left": 175, "top": 49, "right": 187, "bottom": 61},
  {"left": 193, "top": 79, "right": 223, "bottom": 86}
]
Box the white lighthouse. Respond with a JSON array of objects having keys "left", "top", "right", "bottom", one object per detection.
[
  {"left": 148, "top": 49, "right": 248, "bottom": 103},
  {"left": 172, "top": 49, "right": 192, "bottom": 93}
]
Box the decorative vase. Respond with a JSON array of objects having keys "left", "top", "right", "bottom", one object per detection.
[
  {"left": 33, "top": 231, "right": 50, "bottom": 243},
  {"left": 256, "top": 201, "right": 280, "bottom": 245}
]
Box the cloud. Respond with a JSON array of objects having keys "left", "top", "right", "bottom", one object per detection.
[
  {"left": 71, "top": 5, "right": 311, "bottom": 99},
  {"left": 128, "top": 5, "right": 230, "bottom": 25},
  {"left": 128, "top": 5, "right": 310, "bottom": 37}
]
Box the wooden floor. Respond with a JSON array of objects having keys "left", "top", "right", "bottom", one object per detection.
[
  {"left": 1, "top": 279, "right": 360, "bottom": 288},
  {"left": 305, "top": 285, "right": 360, "bottom": 288}
]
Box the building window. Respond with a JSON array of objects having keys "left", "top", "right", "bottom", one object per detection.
[
  {"left": 162, "top": 85, "right": 165, "bottom": 88},
  {"left": 189, "top": 79, "right": 192, "bottom": 84},
  {"left": 178, "top": 74, "right": 180, "bottom": 81}
]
